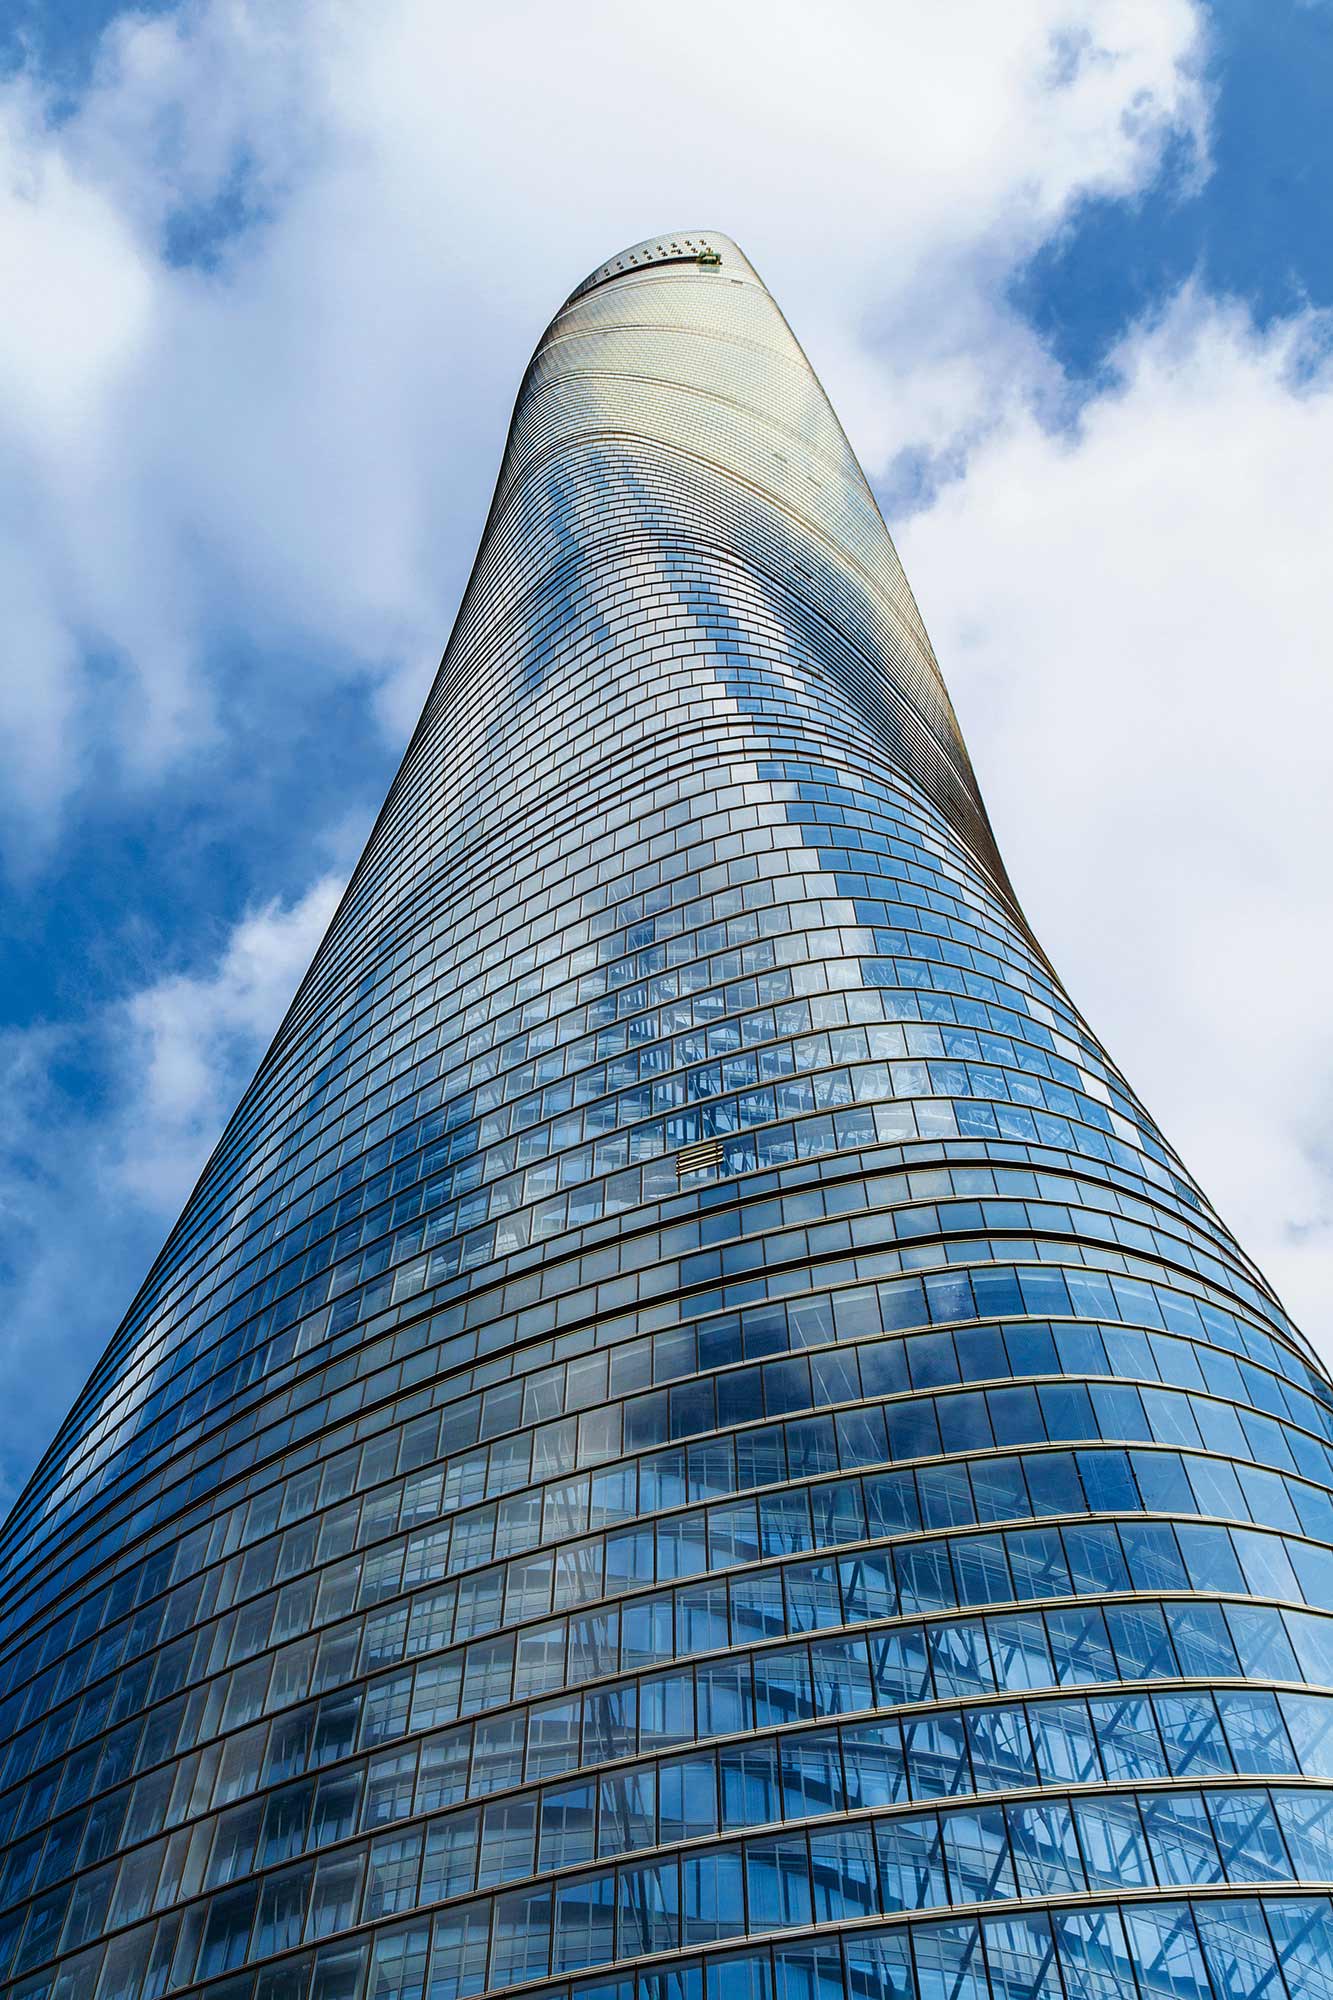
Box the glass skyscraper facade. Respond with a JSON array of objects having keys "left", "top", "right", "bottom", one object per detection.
[{"left": 3, "top": 230, "right": 1333, "bottom": 2000}]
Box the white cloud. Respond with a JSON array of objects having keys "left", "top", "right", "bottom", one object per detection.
[
  {"left": 898, "top": 290, "right": 1333, "bottom": 1357},
  {"left": 0, "top": 0, "right": 1208, "bottom": 842},
  {"left": 0, "top": 872, "right": 342, "bottom": 1507},
  {"left": 118, "top": 871, "right": 343, "bottom": 1208}
]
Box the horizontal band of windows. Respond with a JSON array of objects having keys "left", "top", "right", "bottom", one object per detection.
[
  {"left": 9, "top": 1799, "right": 1333, "bottom": 1997},
  {"left": 6, "top": 1574, "right": 1333, "bottom": 1890},
  {"left": 7, "top": 1675, "right": 1327, "bottom": 1951},
  {"left": 4, "top": 1189, "right": 1312, "bottom": 1688},
  {"left": 8, "top": 1365, "right": 1333, "bottom": 1793},
  {"left": 18, "top": 1070, "right": 1194, "bottom": 1553},
  {"left": 126, "top": 1889, "right": 1333, "bottom": 2000},
  {"left": 9, "top": 1340, "right": 1333, "bottom": 1771},
  {"left": 0, "top": 1040, "right": 1240, "bottom": 1616},
  {"left": 10, "top": 752, "right": 1072, "bottom": 1528},
  {"left": 13, "top": 908, "right": 1192, "bottom": 1576},
  {"left": 14, "top": 1236, "right": 1320, "bottom": 1670},
  {"left": 10, "top": 1425, "right": 1329, "bottom": 1772},
  {"left": 10, "top": 1136, "right": 1286, "bottom": 1637}
]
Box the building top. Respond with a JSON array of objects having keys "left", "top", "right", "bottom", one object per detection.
[{"left": 565, "top": 229, "right": 758, "bottom": 304}]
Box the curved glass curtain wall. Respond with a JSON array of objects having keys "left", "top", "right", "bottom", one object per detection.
[{"left": 1, "top": 233, "right": 1332, "bottom": 2000}]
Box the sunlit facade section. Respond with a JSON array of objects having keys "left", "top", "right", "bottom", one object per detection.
[{"left": 2, "top": 234, "right": 1333, "bottom": 2000}]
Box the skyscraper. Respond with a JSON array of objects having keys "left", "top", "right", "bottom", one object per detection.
[{"left": 3, "top": 227, "right": 1333, "bottom": 2000}]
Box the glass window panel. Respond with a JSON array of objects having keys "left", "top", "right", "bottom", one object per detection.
[
  {"left": 706, "top": 1950, "right": 772, "bottom": 2000},
  {"left": 750, "top": 1651, "right": 807, "bottom": 1731},
  {"left": 1206, "top": 1787, "right": 1295, "bottom": 1883},
  {"left": 1232, "top": 1527, "right": 1301, "bottom": 1602},
  {"left": 1006, "top": 1799, "right": 1084, "bottom": 1896},
  {"left": 1280, "top": 1692, "right": 1333, "bottom": 1779},
  {"left": 1045, "top": 1606, "right": 1117, "bottom": 1687},
  {"left": 478, "top": 1797, "right": 537, "bottom": 1888},
  {"left": 1154, "top": 1691, "right": 1233, "bottom": 1778},
  {"left": 1140, "top": 1789, "right": 1225, "bottom": 1885},
  {"left": 841, "top": 1723, "right": 907, "bottom": 1811},
  {"left": 1175, "top": 1522, "right": 1247, "bottom": 1595},
  {"left": 986, "top": 1613, "right": 1053, "bottom": 1692},
  {"left": 894, "top": 1542, "right": 956, "bottom": 1616},
  {"left": 1104, "top": 1603, "right": 1177, "bottom": 1681},
  {"left": 1273, "top": 1789, "right": 1333, "bottom": 1880},
  {"left": 553, "top": 1871, "right": 616, "bottom": 1975},
  {"left": 780, "top": 1731, "right": 844, "bottom": 1819},
  {"left": 1090, "top": 1694, "right": 1168, "bottom": 1781},
  {"left": 659, "top": 1756, "right": 718, "bottom": 1846},
  {"left": 721, "top": 1742, "right": 780, "bottom": 1832},
  {"left": 869, "top": 1627, "right": 931, "bottom": 1706},
  {"left": 911, "top": 1919, "right": 988, "bottom": 2000},
  {"left": 305, "top": 1853, "right": 365, "bottom": 1940},
  {"left": 1061, "top": 1524, "right": 1130, "bottom": 1595},
  {"left": 903, "top": 1712, "right": 970, "bottom": 1800},
  {"left": 836, "top": 1552, "right": 888, "bottom": 1632},
  {"left": 1165, "top": 1601, "right": 1241, "bottom": 1680},
  {"left": 1028, "top": 1700, "right": 1100, "bottom": 1786},
  {"left": 1075, "top": 1449, "right": 1138, "bottom": 1514},
  {"left": 1216, "top": 1689, "right": 1297, "bottom": 1776},
  {"left": 981, "top": 1910, "right": 1063, "bottom": 2000},
  {"left": 599, "top": 1770, "right": 656, "bottom": 1860},
  {"left": 950, "top": 1538, "right": 1011, "bottom": 1612},
  {"left": 1022, "top": 1451, "right": 1084, "bottom": 1517},
  {"left": 970, "top": 1456, "right": 1030, "bottom": 1526},
  {"left": 681, "top": 1848, "right": 745, "bottom": 1945},
  {"left": 841, "top": 1931, "right": 913, "bottom": 2000},
  {"left": 919, "top": 1463, "right": 978, "bottom": 1529},
  {"left": 931, "top": 1621, "right": 994, "bottom": 1699},
  {"left": 875, "top": 1814, "right": 949, "bottom": 1911},
  {"left": 965, "top": 1705, "right": 1036, "bottom": 1792},
  {"left": 421, "top": 1810, "right": 479, "bottom": 1902},
  {"left": 940, "top": 1805, "right": 1016, "bottom": 1903},
  {"left": 1120, "top": 1903, "right": 1213, "bottom": 2000},
  {"left": 1194, "top": 1898, "right": 1288, "bottom": 2000},
  {"left": 1265, "top": 1896, "right": 1333, "bottom": 2000},
  {"left": 1119, "top": 1522, "right": 1189, "bottom": 1592},
  {"left": 746, "top": 1834, "right": 814, "bottom": 1931},
  {"left": 1050, "top": 1906, "right": 1137, "bottom": 2000},
  {"left": 1072, "top": 1793, "right": 1152, "bottom": 1890},
  {"left": 1279, "top": 1608, "right": 1333, "bottom": 1682},
  {"left": 808, "top": 1823, "right": 879, "bottom": 1922},
  {"left": 1004, "top": 1528, "right": 1070, "bottom": 1600},
  {"left": 772, "top": 1940, "right": 844, "bottom": 2000},
  {"left": 368, "top": 1921, "right": 431, "bottom": 2000},
  {"left": 617, "top": 1856, "right": 679, "bottom": 1958},
  {"left": 366, "top": 1831, "right": 425, "bottom": 1920},
  {"left": 490, "top": 1886, "right": 552, "bottom": 1988}
]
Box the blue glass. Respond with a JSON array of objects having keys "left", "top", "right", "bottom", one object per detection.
[{"left": 1, "top": 230, "right": 1331, "bottom": 2000}]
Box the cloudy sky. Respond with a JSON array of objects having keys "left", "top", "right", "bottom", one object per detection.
[{"left": 1, "top": 0, "right": 1330, "bottom": 1512}]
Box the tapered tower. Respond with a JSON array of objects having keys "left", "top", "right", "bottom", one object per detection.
[{"left": 2, "top": 235, "right": 1332, "bottom": 2000}]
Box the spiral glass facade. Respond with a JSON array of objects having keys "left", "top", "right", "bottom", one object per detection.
[{"left": 3, "top": 231, "right": 1333, "bottom": 2000}]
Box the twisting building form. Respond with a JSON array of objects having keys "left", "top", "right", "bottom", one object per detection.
[{"left": 4, "top": 233, "right": 1333, "bottom": 2000}]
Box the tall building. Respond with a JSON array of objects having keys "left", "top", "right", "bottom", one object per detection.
[{"left": 3, "top": 232, "right": 1333, "bottom": 2000}]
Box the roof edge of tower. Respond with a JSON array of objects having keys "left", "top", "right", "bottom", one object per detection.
[{"left": 564, "top": 230, "right": 757, "bottom": 307}]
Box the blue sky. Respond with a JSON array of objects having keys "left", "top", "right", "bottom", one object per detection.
[{"left": 1, "top": 0, "right": 1331, "bottom": 1512}]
